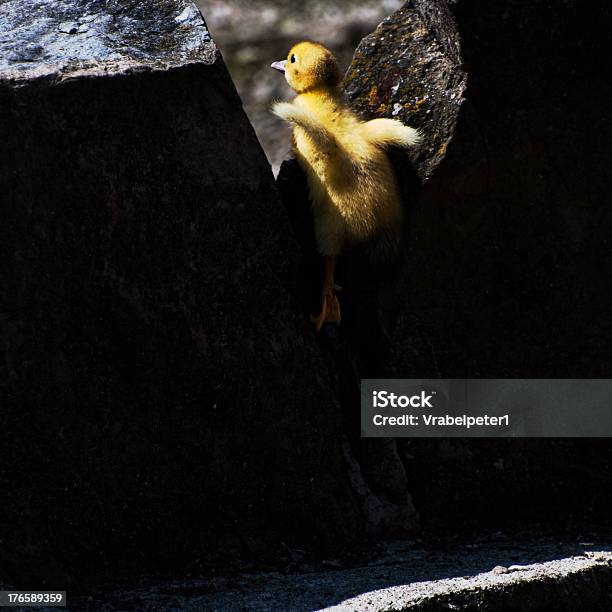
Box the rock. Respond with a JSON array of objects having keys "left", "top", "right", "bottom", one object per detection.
[
  {"left": 69, "top": 543, "right": 612, "bottom": 610},
  {"left": 0, "top": 0, "right": 362, "bottom": 586},
  {"left": 343, "top": 1, "right": 466, "bottom": 181},
  {"left": 277, "top": 0, "right": 612, "bottom": 537}
]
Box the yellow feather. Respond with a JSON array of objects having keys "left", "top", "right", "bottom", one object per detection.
[
  {"left": 272, "top": 42, "right": 421, "bottom": 258},
  {"left": 361, "top": 118, "right": 422, "bottom": 148}
]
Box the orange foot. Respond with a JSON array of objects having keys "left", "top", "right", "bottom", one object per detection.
[
  {"left": 311, "top": 255, "right": 341, "bottom": 332},
  {"left": 311, "top": 286, "right": 341, "bottom": 332}
]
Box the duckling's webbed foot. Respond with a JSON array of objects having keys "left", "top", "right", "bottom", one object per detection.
[
  {"left": 311, "top": 255, "right": 341, "bottom": 332},
  {"left": 311, "top": 289, "right": 341, "bottom": 332}
]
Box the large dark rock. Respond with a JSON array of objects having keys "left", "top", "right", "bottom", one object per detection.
[
  {"left": 343, "top": 0, "right": 612, "bottom": 379},
  {"left": 278, "top": 0, "right": 612, "bottom": 536},
  {"left": 0, "top": 0, "right": 363, "bottom": 586}
]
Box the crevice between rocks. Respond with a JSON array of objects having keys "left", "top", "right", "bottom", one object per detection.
[{"left": 276, "top": 0, "right": 468, "bottom": 539}]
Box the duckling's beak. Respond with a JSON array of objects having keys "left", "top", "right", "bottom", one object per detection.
[{"left": 270, "top": 60, "right": 286, "bottom": 74}]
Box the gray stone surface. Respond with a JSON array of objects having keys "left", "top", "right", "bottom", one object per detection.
[
  {"left": 324, "top": 552, "right": 612, "bottom": 612},
  {"left": 0, "top": 0, "right": 363, "bottom": 586},
  {"left": 66, "top": 538, "right": 612, "bottom": 610},
  {"left": 0, "top": 0, "right": 215, "bottom": 81}
]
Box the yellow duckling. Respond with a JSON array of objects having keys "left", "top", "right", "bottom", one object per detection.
[{"left": 271, "top": 41, "right": 421, "bottom": 331}]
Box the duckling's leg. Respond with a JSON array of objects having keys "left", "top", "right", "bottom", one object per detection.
[{"left": 311, "top": 255, "right": 341, "bottom": 331}]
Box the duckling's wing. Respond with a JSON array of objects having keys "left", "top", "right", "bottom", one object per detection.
[
  {"left": 272, "top": 102, "right": 338, "bottom": 153},
  {"left": 362, "top": 118, "right": 422, "bottom": 149}
]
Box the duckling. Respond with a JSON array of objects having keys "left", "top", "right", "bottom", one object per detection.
[{"left": 271, "top": 41, "right": 421, "bottom": 331}]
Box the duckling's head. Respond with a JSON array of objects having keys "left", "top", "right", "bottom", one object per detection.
[{"left": 271, "top": 41, "right": 340, "bottom": 94}]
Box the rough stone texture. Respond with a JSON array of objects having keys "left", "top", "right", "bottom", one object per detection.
[
  {"left": 277, "top": 0, "right": 612, "bottom": 538},
  {"left": 0, "top": 0, "right": 363, "bottom": 586},
  {"left": 324, "top": 552, "right": 612, "bottom": 612},
  {"left": 0, "top": 0, "right": 215, "bottom": 81},
  {"left": 65, "top": 538, "right": 612, "bottom": 610},
  {"left": 343, "top": 2, "right": 466, "bottom": 181}
]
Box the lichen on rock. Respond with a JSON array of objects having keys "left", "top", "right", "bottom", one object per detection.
[{"left": 343, "top": 1, "right": 466, "bottom": 180}]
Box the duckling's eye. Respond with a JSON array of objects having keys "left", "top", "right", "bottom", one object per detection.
[{"left": 290, "top": 54, "right": 296, "bottom": 63}]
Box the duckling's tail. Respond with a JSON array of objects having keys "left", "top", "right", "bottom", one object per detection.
[{"left": 362, "top": 118, "right": 422, "bottom": 149}]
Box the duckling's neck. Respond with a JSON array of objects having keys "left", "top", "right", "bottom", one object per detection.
[{"left": 297, "top": 85, "right": 340, "bottom": 103}]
